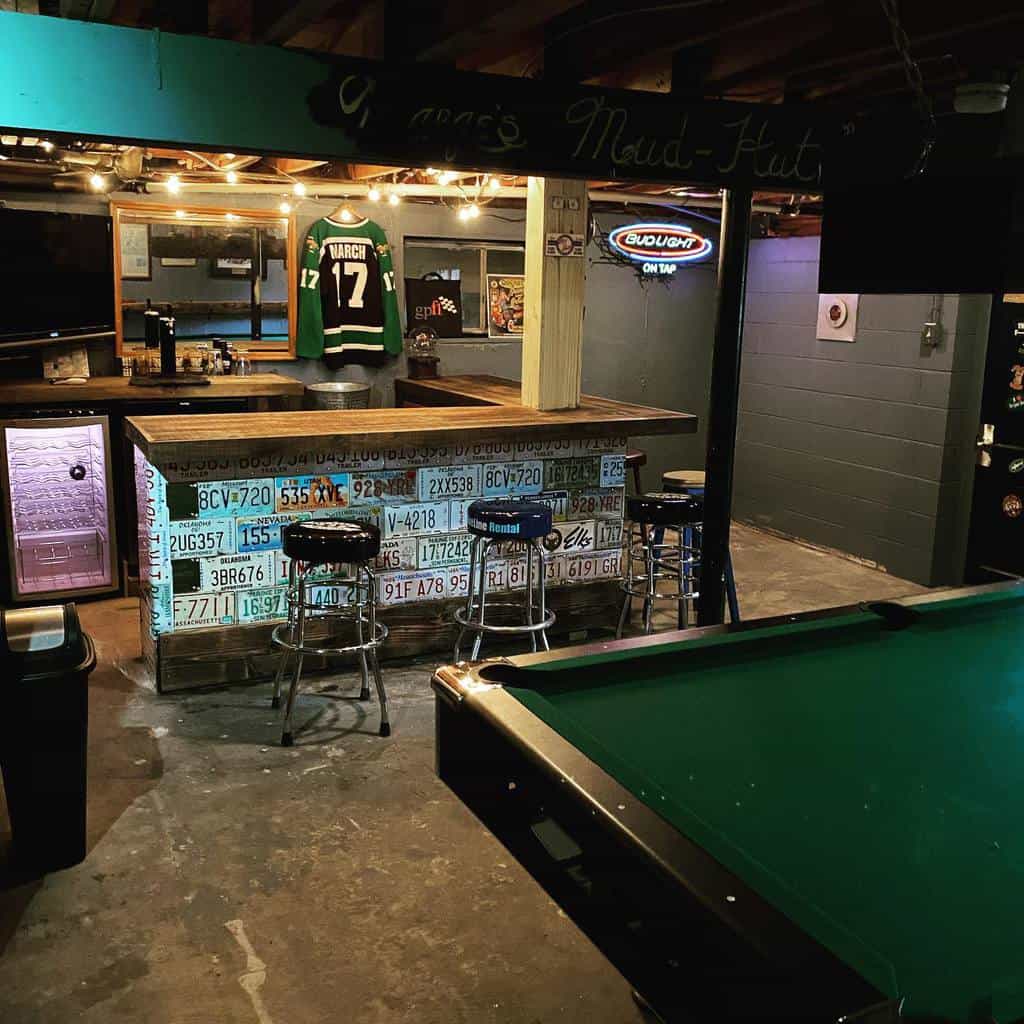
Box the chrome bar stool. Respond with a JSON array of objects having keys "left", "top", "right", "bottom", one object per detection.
[
  {"left": 453, "top": 499, "right": 555, "bottom": 662},
  {"left": 617, "top": 492, "right": 704, "bottom": 637},
  {"left": 662, "top": 469, "right": 740, "bottom": 624},
  {"left": 271, "top": 519, "right": 389, "bottom": 745}
]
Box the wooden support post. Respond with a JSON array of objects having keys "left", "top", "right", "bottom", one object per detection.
[{"left": 522, "top": 176, "right": 588, "bottom": 410}]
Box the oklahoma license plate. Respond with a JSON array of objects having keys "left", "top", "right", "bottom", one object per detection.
[
  {"left": 199, "top": 551, "right": 274, "bottom": 591},
  {"left": 169, "top": 518, "right": 236, "bottom": 558},
  {"left": 419, "top": 464, "right": 482, "bottom": 501}
]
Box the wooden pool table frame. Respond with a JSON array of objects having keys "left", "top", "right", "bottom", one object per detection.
[{"left": 432, "top": 581, "right": 1024, "bottom": 1023}]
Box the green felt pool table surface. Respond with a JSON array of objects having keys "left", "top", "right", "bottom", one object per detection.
[{"left": 500, "top": 587, "right": 1024, "bottom": 1023}]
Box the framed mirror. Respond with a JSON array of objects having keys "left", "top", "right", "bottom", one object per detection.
[{"left": 112, "top": 202, "right": 297, "bottom": 360}]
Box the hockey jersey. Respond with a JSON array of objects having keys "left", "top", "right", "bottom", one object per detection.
[{"left": 297, "top": 216, "right": 403, "bottom": 368}]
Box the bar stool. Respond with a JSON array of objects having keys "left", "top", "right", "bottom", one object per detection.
[
  {"left": 453, "top": 499, "right": 555, "bottom": 661},
  {"left": 625, "top": 448, "right": 647, "bottom": 494},
  {"left": 271, "top": 519, "right": 390, "bottom": 746},
  {"left": 617, "top": 492, "right": 704, "bottom": 637},
  {"left": 661, "top": 469, "right": 740, "bottom": 624}
]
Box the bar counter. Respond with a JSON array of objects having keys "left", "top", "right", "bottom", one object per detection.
[{"left": 126, "top": 375, "right": 697, "bottom": 691}]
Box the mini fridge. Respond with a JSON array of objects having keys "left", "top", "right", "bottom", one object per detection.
[{"left": 0, "top": 417, "right": 118, "bottom": 602}]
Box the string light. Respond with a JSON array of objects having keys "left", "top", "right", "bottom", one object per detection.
[
  {"left": 174, "top": 209, "right": 186, "bottom": 219},
  {"left": 279, "top": 200, "right": 292, "bottom": 214},
  {"left": 388, "top": 191, "right": 400, "bottom": 206},
  {"left": 166, "top": 173, "right": 181, "bottom": 194},
  {"left": 457, "top": 206, "right": 470, "bottom": 222},
  {"left": 225, "top": 153, "right": 236, "bottom": 160},
  {"left": 367, "top": 186, "right": 381, "bottom": 202},
  {"left": 89, "top": 173, "right": 106, "bottom": 191},
  {"left": 489, "top": 176, "right": 500, "bottom": 192},
  {"left": 226, "top": 169, "right": 238, "bottom": 184},
  {"left": 467, "top": 203, "right": 480, "bottom": 219},
  {"left": 339, "top": 208, "right": 354, "bottom": 223},
  {"left": 225, "top": 212, "right": 238, "bottom": 221},
  {"left": 437, "top": 171, "right": 456, "bottom": 186},
  {"left": 40, "top": 140, "right": 53, "bottom": 153},
  {"left": 292, "top": 181, "right": 306, "bottom": 196}
]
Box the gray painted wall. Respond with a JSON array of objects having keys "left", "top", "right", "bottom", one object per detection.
[
  {"left": 1, "top": 191, "right": 718, "bottom": 491},
  {"left": 734, "top": 236, "right": 990, "bottom": 585}
]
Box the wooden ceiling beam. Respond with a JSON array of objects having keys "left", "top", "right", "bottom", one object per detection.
[{"left": 254, "top": 0, "right": 345, "bottom": 45}]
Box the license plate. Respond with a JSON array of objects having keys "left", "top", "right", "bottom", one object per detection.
[
  {"left": 600, "top": 454, "right": 626, "bottom": 488},
  {"left": 574, "top": 436, "right": 627, "bottom": 455},
  {"left": 513, "top": 438, "right": 574, "bottom": 460},
  {"left": 449, "top": 497, "right": 477, "bottom": 531},
  {"left": 196, "top": 478, "right": 275, "bottom": 518},
  {"left": 382, "top": 501, "right": 450, "bottom": 538},
  {"left": 569, "top": 488, "right": 624, "bottom": 520},
  {"left": 315, "top": 505, "right": 381, "bottom": 528},
  {"left": 417, "top": 533, "right": 473, "bottom": 569},
  {"left": 455, "top": 439, "right": 515, "bottom": 462},
  {"left": 168, "top": 518, "right": 236, "bottom": 558},
  {"left": 307, "top": 582, "right": 358, "bottom": 607},
  {"left": 274, "top": 473, "right": 349, "bottom": 512},
  {"left": 446, "top": 564, "right": 471, "bottom": 599},
  {"left": 236, "top": 587, "right": 289, "bottom": 624},
  {"left": 535, "top": 490, "right": 569, "bottom": 521},
  {"left": 199, "top": 551, "right": 274, "bottom": 592},
  {"left": 595, "top": 519, "right": 623, "bottom": 549},
  {"left": 143, "top": 582, "right": 174, "bottom": 637},
  {"left": 375, "top": 536, "right": 418, "bottom": 571},
  {"left": 483, "top": 460, "right": 543, "bottom": 496},
  {"left": 172, "top": 591, "right": 235, "bottom": 630},
  {"left": 542, "top": 520, "right": 596, "bottom": 555},
  {"left": 378, "top": 569, "right": 448, "bottom": 605},
  {"left": 235, "top": 513, "right": 309, "bottom": 553},
  {"left": 566, "top": 549, "right": 623, "bottom": 582},
  {"left": 384, "top": 445, "right": 452, "bottom": 468},
  {"left": 419, "top": 465, "right": 482, "bottom": 501},
  {"left": 482, "top": 560, "right": 508, "bottom": 593},
  {"left": 545, "top": 555, "right": 567, "bottom": 587},
  {"left": 505, "top": 556, "right": 529, "bottom": 590},
  {"left": 543, "top": 457, "right": 600, "bottom": 490},
  {"left": 349, "top": 469, "right": 418, "bottom": 505}
]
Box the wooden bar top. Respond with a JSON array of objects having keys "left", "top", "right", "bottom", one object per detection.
[
  {"left": 126, "top": 374, "right": 696, "bottom": 465},
  {"left": 0, "top": 372, "right": 304, "bottom": 406}
]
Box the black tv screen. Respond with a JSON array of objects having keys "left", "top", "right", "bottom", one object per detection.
[
  {"left": 0, "top": 208, "right": 114, "bottom": 343},
  {"left": 819, "top": 177, "right": 1013, "bottom": 294}
]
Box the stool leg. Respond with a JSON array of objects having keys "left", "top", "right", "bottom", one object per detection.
[
  {"left": 631, "top": 464, "right": 643, "bottom": 495},
  {"left": 533, "top": 539, "right": 550, "bottom": 651},
  {"left": 525, "top": 540, "right": 537, "bottom": 653},
  {"left": 454, "top": 536, "right": 480, "bottom": 662},
  {"left": 725, "top": 549, "right": 741, "bottom": 623},
  {"left": 355, "top": 568, "right": 372, "bottom": 702},
  {"left": 281, "top": 567, "right": 307, "bottom": 747},
  {"left": 677, "top": 526, "right": 687, "bottom": 630},
  {"left": 617, "top": 523, "right": 634, "bottom": 639},
  {"left": 271, "top": 558, "right": 298, "bottom": 709},
  {"left": 470, "top": 539, "right": 492, "bottom": 662},
  {"left": 643, "top": 529, "right": 656, "bottom": 635},
  {"left": 366, "top": 567, "right": 390, "bottom": 737}
]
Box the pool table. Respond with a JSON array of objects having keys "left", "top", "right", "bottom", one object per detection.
[{"left": 432, "top": 582, "right": 1024, "bottom": 1023}]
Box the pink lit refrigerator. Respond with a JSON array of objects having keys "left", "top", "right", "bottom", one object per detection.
[{"left": 0, "top": 416, "right": 118, "bottom": 602}]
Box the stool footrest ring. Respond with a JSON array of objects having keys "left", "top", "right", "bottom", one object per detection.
[{"left": 271, "top": 618, "right": 388, "bottom": 658}]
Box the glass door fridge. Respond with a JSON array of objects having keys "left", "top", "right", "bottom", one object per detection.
[{"left": 0, "top": 416, "right": 118, "bottom": 602}]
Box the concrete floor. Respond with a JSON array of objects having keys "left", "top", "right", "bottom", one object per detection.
[{"left": 0, "top": 524, "right": 926, "bottom": 1023}]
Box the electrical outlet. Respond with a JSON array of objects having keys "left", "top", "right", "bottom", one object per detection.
[
  {"left": 551, "top": 196, "right": 564, "bottom": 209},
  {"left": 566, "top": 197, "right": 580, "bottom": 210}
]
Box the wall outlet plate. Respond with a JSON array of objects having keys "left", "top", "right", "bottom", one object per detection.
[{"left": 816, "top": 293, "right": 859, "bottom": 342}]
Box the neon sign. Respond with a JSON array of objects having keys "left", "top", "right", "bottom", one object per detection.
[{"left": 607, "top": 222, "right": 713, "bottom": 275}]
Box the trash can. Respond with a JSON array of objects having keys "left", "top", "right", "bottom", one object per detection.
[
  {"left": 305, "top": 381, "right": 372, "bottom": 409},
  {"left": 0, "top": 603, "right": 94, "bottom": 872}
]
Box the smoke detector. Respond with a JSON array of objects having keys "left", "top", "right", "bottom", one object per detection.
[{"left": 954, "top": 81, "right": 1010, "bottom": 114}]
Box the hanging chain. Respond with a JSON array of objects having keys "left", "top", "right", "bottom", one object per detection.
[{"left": 878, "top": 0, "right": 937, "bottom": 175}]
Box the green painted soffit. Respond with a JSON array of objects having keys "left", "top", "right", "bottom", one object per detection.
[{"left": 0, "top": 10, "right": 357, "bottom": 158}]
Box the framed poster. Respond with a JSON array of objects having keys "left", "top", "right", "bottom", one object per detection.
[
  {"left": 209, "top": 256, "right": 268, "bottom": 279},
  {"left": 119, "top": 221, "right": 151, "bottom": 280},
  {"left": 487, "top": 274, "right": 525, "bottom": 338}
]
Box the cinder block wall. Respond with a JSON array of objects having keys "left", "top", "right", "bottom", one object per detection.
[{"left": 734, "top": 236, "right": 990, "bottom": 586}]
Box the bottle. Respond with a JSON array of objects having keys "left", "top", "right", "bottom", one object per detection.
[{"left": 159, "top": 315, "right": 177, "bottom": 377}]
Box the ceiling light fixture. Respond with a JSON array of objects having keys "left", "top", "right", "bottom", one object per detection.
[
  {"left": 226, "top": 169, "right": 238, "bottom": 184},
  {"left": 368, "top": 186, "right": 381, "bottom": 202},
  {"left": 225, "top": 152, "right": 236, "bottom": 160},
  {"left": 279, "top": 200, "right": 292, "bottom": 214},
  {"left": 166, "top": 173, "right": 181, "bottom": 194},
  {"left": 89, "top": 173, "right": 106, "bottom": 191},
  {"left": 293, "top": 181, "right": 307, "bottom": 196},
  {"left": 489, "top": 177, "right": 500, "bottom": 192},
  {"left": 388, "top": 191, "right": 400, "bottom": 206}
]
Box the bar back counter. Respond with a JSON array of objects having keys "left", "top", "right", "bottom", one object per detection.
[{"left": 126, "top": 375, "right": 696, "bottom": 691}]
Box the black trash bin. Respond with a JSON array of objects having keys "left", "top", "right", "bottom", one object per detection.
[{"left": 0, "top": 603, "right": 95, "bottom": 873}]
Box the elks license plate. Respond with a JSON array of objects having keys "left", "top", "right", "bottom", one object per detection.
[
  {"left": 543, "top": 520, "right": 597, "bottom": 555},
  {"left": 236, "top": 587, "right": 289, "bottom": 624},
  {"left": 172, "top": 591, "right": 235, "bottom": 630},
  {"left": 199, "top": 551, "right": 274, "bottom": 592},
  {"left": 569, "top": 488, "right": 624, "bottom": 520},
  {"left": 382, "top": 501, "right": 450, "bottom": 538},
  {"left": 235, "top": 513, "right": 308, "bottom": 553},
  {"left": 274, "top": 474, "right": 349, "bottom": 512},
  {"left": 482, "top": 460, "right": 543, "bottom": 496},
  {"left": 169, "top": 518, "right": 237, "bottom": 558},
  {"left": 375, "top": 536, "right": 418, "bottom": 572},
  {"left": 543, "top": 457, "right": 600, "bottom": 490},
  {"left": 196, "top": 478, "right": 275, "bottom": 518},
  {"left": 349, "top": 469, "right": 418, "bottom": 505},
  {"left": 417, "top": 533, "right": 473, "bottom": 569},
  {"left": 418, "top": 464, "right": 482, "bottom": 501}
]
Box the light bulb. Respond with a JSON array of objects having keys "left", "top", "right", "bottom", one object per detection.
[
  {"left": 467, "top": 203, "right": 480, "bottom": 219},
  {"left": 367, "top": 186, "right": 381, "bottom": 202},
  {"left": 292, "top": 181, "right": 306, "bottom": 196},
  {"left": 225, "top": 153, "right": 236, "bottom": 159},
  {"left": 89, "top": 173, "right": 105, "bottom": 191},
  {"left": 438, "top": 171, "right": 455, "bottom": 186},
  {"left": 340, "top": 208, "right": 354, "bottom": 223},
  {"left": 41, "top": 140, "right": 53, "bottom": 153},
  {"left": 166, "top": 173, "right": 181, "bottom": 194},
  {"left": 425, "top": 167, "right": 436, "bottom": 176},
  {"left": 174, "top": 209, "right": 186, "bottom": 219},
  {"left": 226, "top": 169, "right": 238, "bottom": 184},
  {"left": 225, "top": 212, "right": 238, "bottom": 221},
  {"left": 489, "top": 176, "right": 500, "bottom": 192},
  {"left": 457, "top": 206, "right": 470, "bottom": 221},
  {"left": 388, "top": 191, "right": 400, "bottom": 206},
  {"left": 279, "top": 200, "right": 292, "bottom": 214}
]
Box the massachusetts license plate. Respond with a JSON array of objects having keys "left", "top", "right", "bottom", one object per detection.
[
  {"left": 199, "top": 551, "right": 274, "bottom": 591},
  {"left": 274, "top": 474, "right": 349, "bottom": 512},
  {"left": 568, "top": 488, "right": 624, "bottom": 520},
  {"left": 378, "top": 569, "right": 448, "bottom": 605},
  {"left": 349, "top": 469, "right": 418, "bottom": 505},
  {"left": 375, "top": 536, "right": 418, "bottom": 572},
  {"left": 566, "top": 549, "right": 622, "bottom": 582},
  {"left": 543, "top": 457, "right": 600, "bottom": 490},
  {"left": 417, "top": 533, "right": 473, "bottom": 569},
  {"left": 419, "top": 465, "right": 482, "bottom": 501},
  {"left": 382, "top": 501, "right": 450, "bottom": 538},
  {"left": 236, "top": 587, "right": 289, "bottom": 623},
  {"left": 169, "top": 518, "right": 237, "bottom": 558},
  {"left": 483, "top": 460, "right": 543, "bottom": 496},
  {"left": 196, "top": 478, "right": 275, "bottom": 518},
  {"left": 172, "top": 591, "right": 235, "bottom": 630},
  {"left": 235, "top": 513, "right": 308, "bottom": 553}
]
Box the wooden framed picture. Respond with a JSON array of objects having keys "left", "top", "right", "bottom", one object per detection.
[{"left": 119, "top": 221, "right": 151, "bottom": 280}]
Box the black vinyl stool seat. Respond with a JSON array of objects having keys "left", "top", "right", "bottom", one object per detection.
[
  {"left": 454, "top": 500, "right": 555, "bottom": 661},
  {"left": 271, "top": 518, "right": 390, "bottom": 745},
  {"left": 627, "top": 492, "right": 703, "bottom": 528}
]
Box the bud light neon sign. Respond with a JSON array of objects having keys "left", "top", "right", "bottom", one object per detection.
[{"left": 607, "top": 222, "right": 713, "bottom": 276}]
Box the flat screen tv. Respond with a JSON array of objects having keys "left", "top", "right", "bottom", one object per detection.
[{"left": 0, "top": 208, "right": 115, "bottom": 344}]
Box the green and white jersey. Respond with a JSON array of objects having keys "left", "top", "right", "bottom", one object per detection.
[{"left": 297, "top": 216, "right": 402, "bottom": 368}]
